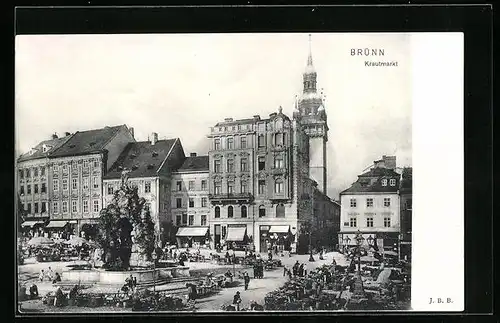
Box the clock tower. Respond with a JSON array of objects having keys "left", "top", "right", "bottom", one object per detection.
[{"left": 295, "top": 35, "right": 329, "bottom": 194}]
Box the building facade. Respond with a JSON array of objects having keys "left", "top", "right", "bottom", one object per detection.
[
  {"left": 399, "top": 167, "right": 412, "bottom": 261},
  {"left": 103, "top": 134, "right": 185, "bottom": 245},
  {"left": 43, "top": 125, "right": 136, "bottom": 238},
  {"left": 17, "top": 134, "right": 71, "bottom": 235},
  {"left": 339, "top": 156, "right": 401, "bottom": 253},
  {"left": 205, "top": 36, "right": 338, "bottom": 254},
  {"left": 171, "top": 153, "right": 210, "bottom": 248}
]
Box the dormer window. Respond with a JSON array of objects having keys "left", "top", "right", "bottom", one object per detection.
[
  {"left": 152, "top": 152, "right": 158, "bottom": 157},
  {"left": 132, "top": 165, "right": 139, "bottom": 171},
  {"left": 130, "top": 153, "right": 137, "bottom": 159},
  {"left": 42, "top": 144, "right": 52, "bottom": 153},
  {"left": 89, "top": 142, "right": 96, "bottom": 147},
  {"left": 390, "top": 179, "right": 396, "bottom": 186},
  {"left": 381, "top": 179, "right": 387, "bottom": 186},
  {"left": 69, "top": 144, "right": 76, "bottom": 148},
  {"left": 147, "top": 164, "right": 155, "bottom": 169}
]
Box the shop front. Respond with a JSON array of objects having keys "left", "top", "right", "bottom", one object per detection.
[
  {"left": 45, "top": 220, "right": 70, "bottom": 239},
  {"left": 259, "top": 225, "right": 293, "bottom": 254},
  {"left": 20, "top": 220, "right": 46, "bottom": 238},
  {"left": 176, "top": 227, "right": 209, "bottom": 248},
  {"left": 225, "top": 225, "right": 249, "bottom": 251},
  {"left": 339, "top": 231, "right": 400, "bottom": 257}
]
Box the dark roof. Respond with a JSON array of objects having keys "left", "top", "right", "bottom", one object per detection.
[
  {"left": 358, "top": 167, "right": 400, "bottom": 177},
  {"left": 215, "top": 118, "right": 257, "bottom": 127},
  {"left": 104, "top": 139, "right": 178, "bottom": 179},
  {"left": 340, "top": 167, "right": 400, "bottom": 195},
  {"left": 176, "top": 156, "right": 209, "bottom": 172},
  {"left": 49, "top": 125, "right": 125, "bottom": 157},
  {"left": 17, "top": 136, "right": 71, "bottom": 162}
]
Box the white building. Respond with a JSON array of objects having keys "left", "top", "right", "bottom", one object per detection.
[
  {"left": 171, "top": 153, "right": 210, "bottom": 248},
  {"left": 339, "top": 156, "right": 401, "bottom": 253}
]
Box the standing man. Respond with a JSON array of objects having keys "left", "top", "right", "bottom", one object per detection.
[
  {"left": 233, "top": 291, "right": 242, "bottom": 311},
  {"left": 303, "top": 263, "right": 308, "bottom": 277},
  {"left": 243, "top": 272, "right": 250, "bottom": 291}
]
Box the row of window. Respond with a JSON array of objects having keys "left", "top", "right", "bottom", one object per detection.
[
  {"left": 347, "top": 216, "right": 392, "bottom": 228},
  {"left": 350, "top": 197, "right": 392, "bottom": 208},
  {"left": 176, "top": 214, "right": 207, "bottom": 226},
  {"left": 175, "top": 197, "right": 209, "bottom": 208},
  {"left": 18, "top": 167, "right": 46, "bottom": 179},
  {"left": 213, "top": 133, "right": 286, "bottom": 151},
  {"left": 23, "top": 200, "right": 100, "bottom": 214},
  {"left": 212, "top": 156, "right": 285, "bottom": 174},
  {"left": 107, "top": 181, "right": 151, "bottom": 195},
  {"left": 175, "top": 180, "right": 208, "bottom": 192},
  {"left": 213, "top": 178, "right": 284, "bottom": 195},
  {"left": 20, "top": 183, "right": 47, "bottom": 195},
  {"left": 213, "top": 204, "right": 285, "bottom": 218},
  {"left": 382, "top": 179, "right": 396, "bottom": 186},
  {"left": 215, "top": 123, "right": 252, "bottom": 133},
  {"left": 53, "top": 177, "right": 100, "bottom": 191},
  {"left": 19, "top": 160, "right": 101, "bottom": 179}
]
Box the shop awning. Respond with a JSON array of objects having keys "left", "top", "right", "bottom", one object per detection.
[
  {"left": 45, "top": 221, "right": 69, "bottom": 229},
  {"left": 269, "top": 225, "right": 290, "bottom": 233},
  {"left": 68, "top": 220, "right": 78, "bottom": 224},
  {"left": 225, "top": 227, "right": 246, "bottom": 242},
  {"left": 21, "top": 221, "right": 44, "bottom": 228},
  {"left": 176, "top": 227, "right": 208, "bottom": 237}
]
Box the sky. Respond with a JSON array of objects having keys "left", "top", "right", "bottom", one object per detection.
[{"left": 15, "top": 33, "right": 412, "bottom": 200}]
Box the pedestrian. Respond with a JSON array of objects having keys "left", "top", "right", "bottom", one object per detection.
[
  {"left": 52, "top": 272, "right": 62, "bottom": 284},
  {"left": 233, "top": 291, "right": 242, "bottom": 311},
  {"left": 47, "top": 266, "right": 54, "bottom": 281},
  {"left": 243, "top": 272, "right": 250, "bottom": 290},
  {"left": 29, "top": 284, "right": 39, "bottom": 299},
  {"left": 54, "top": 286, "right": 64, "bottom": 307},
  {"left": 283, "top": 266, "right": 287, "bottom": 277},
  {"left": 303, "top": 263, "right": 308, "bottom": 277},
  {"left": 39, "top": 269, "right": 45, "bottom": 282},
  {"left": 187, "top": 283, "right": 198, "bottom": 301},
  {"left": 174, "top": 251, "right": 177, "bottom": 259},
  {"left": 298, "top": 264, "right": 304, "bottom": 277},
  {"left": 292, "top": 260, "right": 299, "bottom": 277},
  {"left": 287, "top": 269, "right": 292, "bottom": 280}
]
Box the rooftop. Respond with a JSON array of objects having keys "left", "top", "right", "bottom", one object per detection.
[
  {"left": 340, "top": 167, "right": 401, "bottom": 195},
  {"left": 17, "top": 136, "right": 71, "bottom": 162},
  {"left": 49, "top": 125, "right": 126, "bottom": 157},
  {"left": 104, "top": 139, "right": 178, "bottom": 179},
  {"left": 175, "top": 156, "right": 209, "bottom": 172}
]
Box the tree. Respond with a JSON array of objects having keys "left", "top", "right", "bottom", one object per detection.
[{"left": 97, "top": 173, "right": 156, "bottom": 270}]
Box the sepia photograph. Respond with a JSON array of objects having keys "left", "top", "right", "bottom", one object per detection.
[{"left": 15, "top": 31, "right": 453, "bottom": 313}]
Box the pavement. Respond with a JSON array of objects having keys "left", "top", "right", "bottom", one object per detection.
[
  {"left": 194, "top": 251, "right": 348, "bottom": 311},
  {"left": 17, "top": 251, "right": 349, "bottom": 312}
]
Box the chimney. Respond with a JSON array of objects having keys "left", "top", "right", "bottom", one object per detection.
[
  {"left": 383, "top": 155, "right": 397, "bottom": 169},
  {"left": 51, "top": 133, "right": 58, "bottom": 139},
  {"left": 129, "top": 127, "right": 134, "bottom": 139},
  {"left": 253, "top": 115, "right": 260, "bottom": 121},
  {"left": 224, "top": 118, "right": 233, "bottom": 122},
  {"left": 151, "top": 132, "right": 158, "bottom": 145},
  {"left": 190, "top": 153, "right": 197, "bottom": 157},
  {"left": 64, "top": 132, "right": 71, "bottom": 137}
]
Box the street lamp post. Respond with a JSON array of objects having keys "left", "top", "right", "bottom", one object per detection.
[
  {"left": 232, "top": 246, "right": 236, "bottom": 277},
  {"left": 152, "top": 249, "right": 157, "bottom": 294},
  {"left": 308, "top": 222, "right": 315, "bottom": 262}
]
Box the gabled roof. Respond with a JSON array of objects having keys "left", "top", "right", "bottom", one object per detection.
[
  {"left": 17, "top": 136, "right": 71, "bottom": 162},
  {"left": 358, "top": 167, "right": 400, "bottom": 178},
  {"left": 176, "top": 156, "right": 209, "bottom": 172},
  {"left": 340, "top": 167, "right": 400, "bottom": 195},
  {"left": 104, "top": 139, "right": 178, "bottom": 179},
  {"left": 49, "top": 125, "right": 125, "bottom": 157}
]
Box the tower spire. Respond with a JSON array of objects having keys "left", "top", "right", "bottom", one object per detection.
[{"left": 307, "top": 34, "right": 313, "bottom": 66}]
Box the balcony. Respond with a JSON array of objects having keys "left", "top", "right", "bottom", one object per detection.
[{"left": 209, "top": 192, "right": 253, "bottom": 204}]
